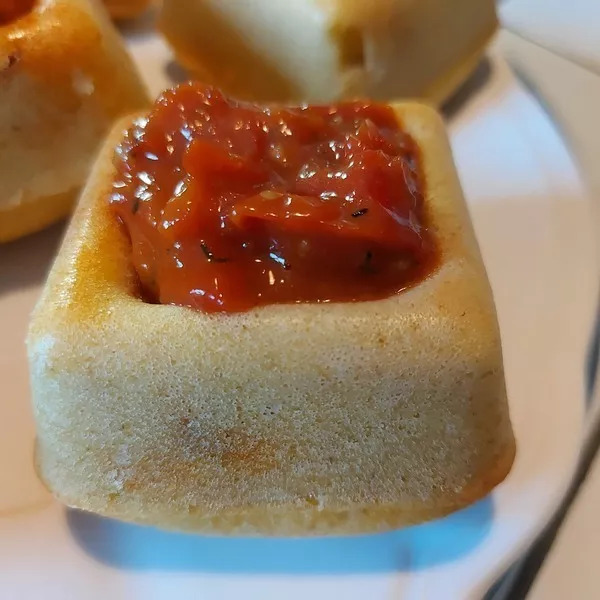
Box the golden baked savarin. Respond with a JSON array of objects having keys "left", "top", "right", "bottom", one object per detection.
[{"left": 28, "top": 90, "right": 514, "bottom": 535}]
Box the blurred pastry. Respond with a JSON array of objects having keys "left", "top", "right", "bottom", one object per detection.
[
  {"left": 159, "top": 0, "right": 497, "bottom": 104},
  {"left": 0, "top": 0, "right": 148, "bottom": 243}
]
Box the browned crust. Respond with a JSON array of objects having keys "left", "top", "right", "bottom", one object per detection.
[{"left": 37, "top": 438, "right": 515, "bottom": 535}]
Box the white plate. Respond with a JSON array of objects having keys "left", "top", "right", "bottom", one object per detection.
[{"left": 0, "top": 31, "right": 597, "bottom": 599}]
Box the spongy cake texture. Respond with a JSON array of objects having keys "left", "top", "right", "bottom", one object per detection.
[
  {"left": 0, "top": 0, "right": 148, "bottom": 242},
  {"left": 28, "top": 103, "right": 515, "bottom": 535}
]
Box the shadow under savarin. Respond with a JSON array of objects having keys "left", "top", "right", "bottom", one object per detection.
[
  {"left": 115, "top": 5, "right": 159, "bottom": 38},
  {"left": 165, "top": 57, "right": 494, "bottom": 112},
  {"left": 67, "top": 496, "right": 493, "bottom": 575},
  {"left": 443, "top": 57, "right": 493, "bottom": 120},
  {"left": 165, "top": 60, "right": 191, "bottom": 86},
  {"left": 0, "top": 222, "right": 66, "bottom": 294}
]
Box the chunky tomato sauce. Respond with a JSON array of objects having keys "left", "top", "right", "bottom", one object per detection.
[
  {"left": 110, "top": 83, "right": 436, "bottom": 312},
  {"left": 0, "top": 0, "right": 35, "bottom": 25}
]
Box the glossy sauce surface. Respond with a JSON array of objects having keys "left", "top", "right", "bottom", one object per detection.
[
  {"left": 0, "top": 0, "right": 35, "bottom": 25},
  {"left": 111, "top": 84, "right": 436, "bottom": 312}
]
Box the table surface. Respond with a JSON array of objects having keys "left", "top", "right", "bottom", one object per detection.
[
  {"left": 498, "top": 4, "right": 600, "bottom": 597},
  {"left": 521, "top": 52, "right": 600, "bottom": 600}
]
